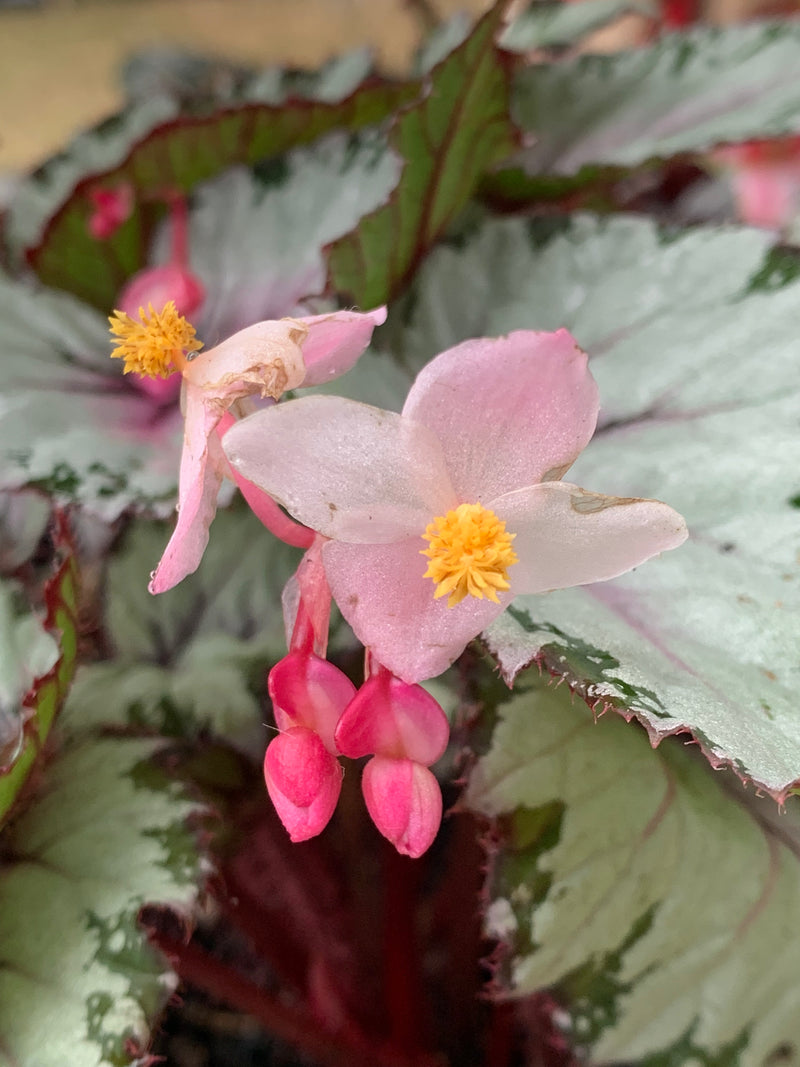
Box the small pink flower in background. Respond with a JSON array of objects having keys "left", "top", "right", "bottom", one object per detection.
[
  {"left": 109, "top": 303, "right": 386, "bottom": 593},
  {"left": 335, "top": 667, "right": 450, "bottom": 858},
  {"left": 225, "top": 329, "right": 688, "bottom": 683},
  {"left": 713, "top": 136, "right": 800, "bottom": 229},
  {"left": 87, "top": 183, "right": 133, "bottom": 239}
]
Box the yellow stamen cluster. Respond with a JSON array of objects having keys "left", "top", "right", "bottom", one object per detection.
[
  {"left": 109, "top": 301, "right": 202, "bottom": 379},
  {"left": 421, "top": 502, "right": 518, "bottom": 608}
]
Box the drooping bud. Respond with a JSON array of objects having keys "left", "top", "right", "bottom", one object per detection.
[
  {"left": 361, "top": 756, "right": 442, "bottom": 859},
  {"left": 264, "top": 726, "right": 342, "bottom": 843}
]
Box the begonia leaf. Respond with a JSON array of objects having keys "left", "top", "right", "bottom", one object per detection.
[
  {"left": 466, "top": 677, "right": 800, "bottom": 1065},
  {"left": 0, "top": 490, "right": 51, "bottom": 573},
  {"left": 69, "top": 507, "right": 300, "bottom": 740},
  {"left": 0, "top": 514, "right": 77, "bottom": 827},
  {"left": 383, "top": 212, "right": 800, "bottom": 798},
  {"left": 0, "top": 133, "right": 401, "bottom": 517},
  {"left": 5, "top": 97, "right": 178, "bottom": 265},
  {"left": 180, "top": 130, "right": 401, "bottom": 340},
  {"left": 500, "top": 0, "right": 655, "bottom": 52},
  {"left": 23, "top": 75, "right": 416, "bottom": 310},
  {"left": 326, "top": 3, "right": 518, "bottom": 308},
  {"left": 511, "top": 21, "right": 800, "bottom": 179},
  {"left": 0, "top": 269, "right": 181, "bottom": 517},
  {"left": 0, "top": 718, "right": 202, "bottom": 1066}
]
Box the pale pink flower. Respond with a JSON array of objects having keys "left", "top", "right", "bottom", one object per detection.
[
  {"left": 134, "top": 307, "right": 386, "bottom": 593},
  {"left": 224, "top": 329, "right": 688, "bottom": 682},
  {"left": 335, "top": 668, "right": 449, "bottom": 858}
]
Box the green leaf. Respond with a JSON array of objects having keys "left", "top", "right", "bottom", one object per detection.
[
  {"left": 384, "top": 212, "right": 800, "bottom": 798},
  {"left": 0, "top": 514, "right": 77, "bottom": 827},
  {"left": 69, "top": 506, "right": 300, "bottom": 740},
  {"left": 26, "top": 79, "right": 417, "bottom": 309},
  {"left": 5, "top": 97, "right": 178, "bottom": 265},
  {"left": 500, "top": 0, "right": 655, "bottom": 53},
  {"left": 511, "top": 21, "right": 800, "bottom": 177},
  {"left": 182, "top": 129, "right": 401, "bottom": 340},
  {"left": 0, "top": 489, "right": 51, "bottom": 572},
  {"left": 466, "top": 678, "right": 800, "bottom": 1065},
  {"left": 327, "top": 3, "right": 518, "bottom": 307},
  {"left": 0, "top": 725, "right": 202, "bottom": 1067},
  {"left": 0, "top": 270, "right": 181, "bottom": 516}
]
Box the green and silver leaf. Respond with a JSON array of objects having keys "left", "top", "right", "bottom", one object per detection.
[
  {"left": 467, "top": 678, "right": 800, "bottom": 1066},
  {"left": 0, "top": 519, "right": 77, "bottom": 826},
  {"left": 511, "top": 21, "right": 800, "bottom": 177},
  {"left": 0, "top": 723, "right": 203, "bottom": 1066},
  {"left": 70, "top": 506, "right": 300, "bottom": 741},
  {"left": 500, "top": 0, "right": 655, "bottom": 53},
  {"left": 327, "top": 3, "right": 518, "bottom": 308}
]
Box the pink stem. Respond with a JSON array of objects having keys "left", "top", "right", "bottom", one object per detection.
[
  {"left": 167, "top": 192, "right": 190, "bottom": 267},
  {"left": 216, "top": 415, "right": 315, "bottom": 549}
]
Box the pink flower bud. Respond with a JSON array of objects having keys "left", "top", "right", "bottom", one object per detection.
[
  {"left": 268, "top": 652, "right": 356, "bottom": 755},
  {"left": 118, "top": 263, "right": 205, "bottom": 321},
  {"left": 335, "top": 669, "right": 449, "bottom": 765},
  {"left": 361, "top": 756, "right": 442, "bottom": 858},
  {"left": 87, "top": 184, "right": 133, "bottom": 239},
  {"left": 264, "top": 726, "right": 342, "bottom": 842}
]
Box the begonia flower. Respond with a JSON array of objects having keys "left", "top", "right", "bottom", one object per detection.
[
  {"left": 224, "top": 329, "right": 688, "bottom": 683},
  {"left": 335, "top": 668, "right": 450, "bottom": 858},
  {"left": 108, "top": 302, "right": 386, "bottom": 593}
]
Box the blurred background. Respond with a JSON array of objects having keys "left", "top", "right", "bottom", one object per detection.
[{"left": 0, "top": 0, "right": 491, "bottom": 173}]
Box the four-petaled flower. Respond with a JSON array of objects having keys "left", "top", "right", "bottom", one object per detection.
[{"left": 224, "top": 329, "right": 688, "bottom": 683}]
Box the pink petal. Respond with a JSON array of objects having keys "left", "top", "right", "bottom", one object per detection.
[
  {"left": 323, "top": 538, "right": 506, "bottom": 683},
  {"left": 361, "top": 757, "right": 442, "bottom": 858},
  {"left": 298, "top": 307, "right": 387, "bottom": 386},
  {"left": 492, "top": 482, "right": 688, "bottom": 594},
  {"left": 148, "top": 384, "right": 225, "bottom": 594},
  {"left": 183, "top": 319, "right": 308, "bottom": 403},
  {"left": 264, "top": 727, "right": 342, "bottom": 842},
  {"left": 335, "top": 672, "right": 450, "bottom": 764},
  {"left": 402, "top": 330, "right": 599, "bottom": 502},
  {"left": 129, "top": 371, "right": 182, "bottom": 406},
  {"left": 117, "top": 263, "right": 205, "bottom": 321},
  {"left": 268, "top": 652, "right": 356, "bottom": 754},
  {"left": 729, "top": 165, "right": 800, "bottom": 229},
  {"left": 224, "top": 396, "right": 456, "bottom": 543}
]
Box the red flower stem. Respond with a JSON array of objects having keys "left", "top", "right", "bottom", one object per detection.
[
  {"left": 232, "top": 465, "right": 316, "bottom": 548},
  {"left": 168, "top": 193, "right": 190, "bottom": 268},
  {"left": 383, "top": 848, "right": 427, "bottom": 1054},
  {"left": 151, "top": 931, "right": 427, "bottom": 1067}
]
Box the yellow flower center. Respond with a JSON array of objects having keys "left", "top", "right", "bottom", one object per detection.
[
  {"left": 421, "top": 502, "right": 518, "bottom": 608},
  {"left": 108, "top": 301, "right": 203, "bottom": 378}
]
